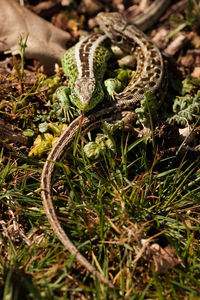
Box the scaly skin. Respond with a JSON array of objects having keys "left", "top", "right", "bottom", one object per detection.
[
  {"left": 96, "top": 12, "right": 165, "bottom": 107},
  {"left": 61, "top": 33, "right": 111, "bottom": 111},
  {"left": 41, "top": 12, "right": 167, "bottom": 288}
]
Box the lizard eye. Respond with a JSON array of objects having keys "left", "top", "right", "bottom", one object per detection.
[{"left": 116, "top": 34, "right": 122, "bottom": 43}]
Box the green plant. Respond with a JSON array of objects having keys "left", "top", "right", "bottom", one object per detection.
[
  {"left": 167, "top": 0, "right": 200, "bottom": 38},
  {"left": 18, "top": 34, "right": 29, "bottom": 80}
]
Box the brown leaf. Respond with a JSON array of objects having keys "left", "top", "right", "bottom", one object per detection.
[
  {"left": 181, "top": 54, "right": 195, "bottom": 68},
  {"left": 139, "top": 0, "right": 151, "bottom": 12},
  {"left": 32, "top": 1, "right": 61, "bottom": 16},
  {"left": 0, "top": 118, "right": 28, "bottom": 145},
  {"left": 0, "top": 0, "right": 71, "bottom": 73},
  {"left": 61, "top": 0, "right": 71, "bottom": 6},
  {"left": 149, "top": 243, "right": 184, "bottom": 273},
  {"left": 79, "top": 0, "right": 103, "bottom": 16},
  {"left": 165, "top": 35, "right": 188, "bottom": 56},
  {"left": 191, "top": 67, "right": 200, "bottom": 78}
]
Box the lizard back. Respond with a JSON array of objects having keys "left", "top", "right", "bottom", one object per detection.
[{"left": 61, "top": 33, "right": 110, "bottom": 111}]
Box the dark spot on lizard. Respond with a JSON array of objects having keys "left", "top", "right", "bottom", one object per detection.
[
  {"left": 150, "top": 51, "right": 157, "bottom": 57},
  {"left": 141, "top": 77, "right": 150, "bottom": 81},
  {"left": 131, "top": 88, "right": 138, "bottom": 94},
  {"left": 125, "top": 95, "right": 133, "bottom": 100},
  {"left": 134, "top": 84, "right": 143, "bottom": 88},
  {"left": 155, "top": 60, "right": 162, "bottom": 66},
  {"left": 146, "top": 65, "right": 151, "bottom": 71},
  {"left": 148, "top": 73, "right": 154, "bottom": 78},
  {"left": 155, "top": 68, "right": 161, "bottom": 74},
  {"left": 149, "top": 81, "right": 156, "bottom": 87},
  {"left": 138, "top": 89, "right": 145, "bottom": 94}
]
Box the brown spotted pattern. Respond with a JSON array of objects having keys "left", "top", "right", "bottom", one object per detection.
[
  {"left": 41, "top": 12, "right": 166, "bottom": 288},
  {"left": 96, "top": 12, "right": 165, "bottom": 107}
]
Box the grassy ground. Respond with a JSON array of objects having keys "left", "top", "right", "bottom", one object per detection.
[
  {"left": 1, "top": 1, "right": 200, "bottom": 299},
  {"left": 1, "top": 116, "right": 200, "bottom": 298}
]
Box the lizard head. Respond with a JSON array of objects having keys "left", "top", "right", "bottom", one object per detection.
[
  {"left": 96, "top": 12, "right": 134, "bottom": 53},
  {"left": 70, "top": 77, "right": 104, "bottom": 111},
  {"left": 96, "top": 12, "right": 127, "bottom": 46}
]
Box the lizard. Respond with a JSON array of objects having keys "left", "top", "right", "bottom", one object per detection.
[
  {"left": 58, "top": 32, "right": 111, "bottom": 111},
  {"left": 41, "top": 12, "right": 166, "bottom": 288}
]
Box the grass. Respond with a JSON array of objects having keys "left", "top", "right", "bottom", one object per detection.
[
  {"left": 1, "top": 2, "right": 200, "bottom": 297},
  {"left": 1, "top": 125, "right": 200, "bottom": 299}
]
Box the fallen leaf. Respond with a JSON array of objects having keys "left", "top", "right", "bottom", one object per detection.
[
  {"left": 179, "top": 126, "right": 193, "bottom": 143},
  {"left": 0, "top": 0, "right": 71, "bottom": 73},
  {"left": 32, "top": 1, "right": 61, "bottom": 16},
  {"left": 61, "top": 0, "right": 71, "bottom": 6},
  {"left": 181, "top": 54, "right": 195, "bottom": 68},
  {"left": 139, "top": 0, "right": 151, "bottom": 12},
  {"left": 149, "top": 243, "right": 184, "bottom": 273},
  {"left": 165, "top": 35, "right": 188, "bottom": 56},
  {"left": 0, "top": 118, "right": 28, "bottom": 145},
  {"left": 191, "top": 67, "right": 200, "bottom": 78},
  {"left": 79, "top": 0, "right": 103, "bottom": 16}
]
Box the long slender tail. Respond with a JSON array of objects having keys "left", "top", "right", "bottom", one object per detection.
[{"left": 41, "top": 107, "right": 120, "bottom": 288}]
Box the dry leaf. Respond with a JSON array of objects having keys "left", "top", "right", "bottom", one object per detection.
[
  {"left": 61, "top": 0, "right": 71, "bottom": 6},
  {"left": 181, "top": 54, "right": 195, "bottom": 68},
  {"left": 0, "top": 0, "right": 71, "bottom": 73},
  {"left": 191, "top": 67, "right": 200, "bottom": 78},
  {"left": 165, "top": 35, "right": 188, "bottom": 56},
  {"left": 131, "top": 0, "right": 171, "bottom": 31},
  {"left": 139, "top": 0, "right": 151, "bottom": 12},
  {"left": 0, "top": 118, "right": 28, "bottom": 145},
  {"left": 179, "top": 126, "right": 193, "bottom": 142},
  {"left": 149, "top": 243, "right": 184, "bottom": 273},
  {"left": 79, "top": 0, "right": 103, "bottom": 16},
  {"left": 32, "top": 1, "right": 61, "bottom": 16}
]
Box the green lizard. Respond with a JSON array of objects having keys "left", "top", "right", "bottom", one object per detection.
[
  {"left": 57, "top": 33, "right": 111, "bottom": 111},
  {"left": 41, "top": 12, "right": 166, "bottom": 288}
]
